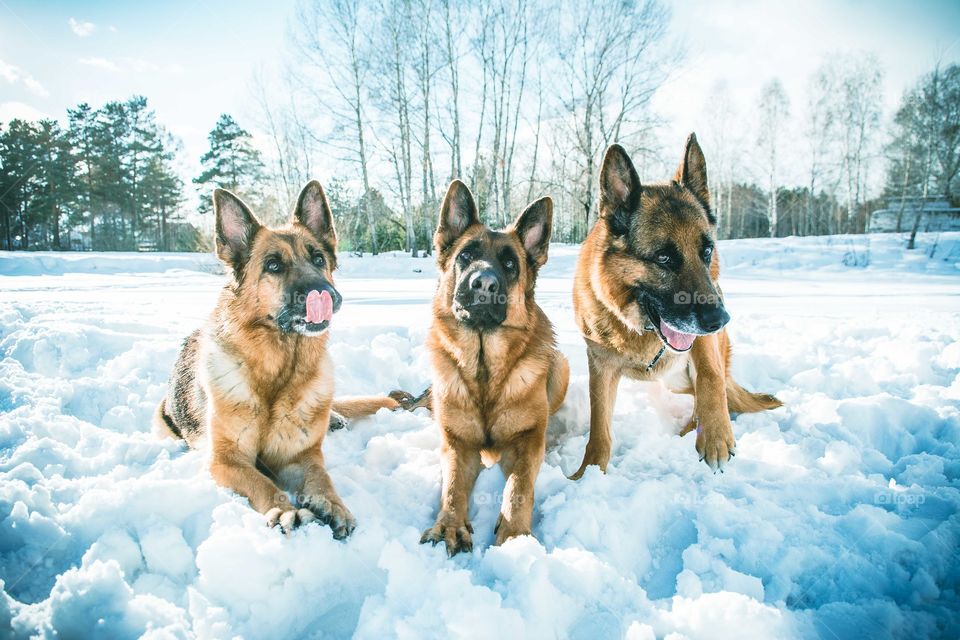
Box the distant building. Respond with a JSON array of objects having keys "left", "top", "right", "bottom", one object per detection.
[{"left": 868, "top": 195, "right": 960, "bottom": 232}]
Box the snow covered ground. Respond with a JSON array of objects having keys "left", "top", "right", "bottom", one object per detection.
[{"left": 0, "top": 232, "right": 958, "bottom": 639}]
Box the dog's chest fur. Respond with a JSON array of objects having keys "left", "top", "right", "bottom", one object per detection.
[
  {"left": 429, "top": 314, "right": 553, "bottom": 449},
  {"left": 202, "top": 329, "right": 334, "bottom": 463}
]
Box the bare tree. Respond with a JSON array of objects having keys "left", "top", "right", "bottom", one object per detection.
[
  {"left": 413, "top": 0, "right": 439, "bottom": 255},
  {"left": 296, "top": 0, "right": 380, "bottom": 252},
  {"left": 251, "top": 70, "right": 313, "bottom": 212},
  {"left": 832, "top": 53, "right": 883, "bottom": 233},
  {"left": 438, "top": 0, "right": 464, "bottom": 181},
  {"left": 756, "top": 78, "right": 790, "bottom": 237},
  {"left": 701, "top": 81, "right": 736, "bottom": 238},
  {"left": 554, "top": 0, "right": 673, "bottom": 234},
  {"left": 473, "top": 0, "right": 534, "bottom": 226},
  {"left": 805, "top": 64, "right": 837, "bottom": 235},
  {"left": 377, "top": 0, "right": 418, "bottom": 255},
  {"left": 928, "top": 64, "right": 960, "bottom": 201}
]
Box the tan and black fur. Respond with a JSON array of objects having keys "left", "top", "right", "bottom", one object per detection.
[
  {"left": 420, "top": 180, "right": 569, "bottom": 556},
  {"left": 571, "top": 134, "right": 781, "bottom": 478},
  {"left": 154, "top": 181, "right": 411, "bottom": 537}
]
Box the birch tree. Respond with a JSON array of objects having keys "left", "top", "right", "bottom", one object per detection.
[
  {"left": 833, "top": 53, "right": 882, "bottom": 233},
  {"left": 554, "top": 0, "right": 672, "bottom": 234},
  {"left": 296, "top": 0, "right": 380, "bottom": 252},
  {"left": 756, "top": 78, "right": 790, "bottom": 237}
]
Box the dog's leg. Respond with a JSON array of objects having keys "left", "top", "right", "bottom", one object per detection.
[
  {"left": 331, "top": 395, "right": 401, "bottom": 419},
  {"left": 570, "top": 350, "right": 621, "bottom": 480},
  {"left": 328, "top": 389, "right": 428, "bottom": 430},
  {"left": 495, "top": 428, "right": 546, "bottom": 545},
  {"left": 547, "top": 351, "right": 570, "bottom": 416},
  {"left": 292, "top": 446, "right": 356, "bottom": 540},
  {"left": 208, "top": 415, "right": 315, "bottom": 533},
  {"left": 420, "top": 439, "right": 482, "bottom": 556},
  {"left": 689, "top": 333, "right": 736, "bottom": 471}
]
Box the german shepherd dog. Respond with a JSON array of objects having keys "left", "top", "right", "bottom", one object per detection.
[
  {"left": 570, "top": 134, "right": 781, "bottom": 478},
  {"left": 154, "top": 182, "right": 409, "bottom": 537},
  {"left": 418, "top": 180, "right": 569, "bottom": 556}
]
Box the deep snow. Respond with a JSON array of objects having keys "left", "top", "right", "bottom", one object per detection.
[{"left": 0, "top": 232, "right": 958, "bottom": 639}]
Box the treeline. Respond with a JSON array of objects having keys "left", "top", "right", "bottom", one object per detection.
[
  {"left": 1, "top": 0, "right": 958, "bottom": 253},
  {"left": 252, "top": 0, "right": 960, "bottom": 249},
  {"left": 707, "top": 57, "right": 960, "bottom": 240},
  {"left": 0, "top": 97, "right": 198, "bottom": 251},
  {"left": 252, "top": 0, "right": 677, "bottom": 253}
]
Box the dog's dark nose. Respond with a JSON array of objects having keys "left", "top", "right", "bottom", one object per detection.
[
  {"left": 469, "top": 270, "right": 500, "bottom": 297},
  {"left": 698, "top": 305, "right": 730, "bottom": 333}
]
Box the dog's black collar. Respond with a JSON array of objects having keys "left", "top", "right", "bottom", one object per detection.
[
  {"left": 635, "top": 290, "right": 668, "bottom": 370},
  {"left": 645, "top": 344, "right": 666, "bottom": 371}
]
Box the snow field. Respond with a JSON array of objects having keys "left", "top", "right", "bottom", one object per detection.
[{"left": 0, "top": 232, "right": 958, "bottom": 639}]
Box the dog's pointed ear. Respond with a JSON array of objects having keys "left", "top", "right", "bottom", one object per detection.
[
  {"left": 214, "top": 188, "right": 261, "bottom": 271},
  {"left": 599, "top": 144, "right": 642, "bottom": 235},
  {"left": 294, "top": 180, "right": 338, "bottom": 248},
  {"left": 512, "top": 196, "right": 553, "bottom": 268},
  {"left": 435, "top": 180, "right": 480, "bottom": 253},
  {"left": 675, "top": 132, "right": 712, "bottom": 213}
]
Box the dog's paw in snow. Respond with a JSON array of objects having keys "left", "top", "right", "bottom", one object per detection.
[
  {"left": 420, "top": 516, "right": 473, "bottom": 556},
  {"left": 494, "top": 514, "right": 531, "bottom": 546},
  {"left": 390, "top": 387, "right": 432, "bottom": 411},
  {"left": 301, "top": 494, "right": 357, "bottom": 539},
  {"left": 328, "top": 410, "right": 349, "bottom": 431},
  {"left": 266, "top": 507, "right": 317, "bottom": 534},
  {"left": 695, "top": 414, "right": 736, "bottom": 472}
]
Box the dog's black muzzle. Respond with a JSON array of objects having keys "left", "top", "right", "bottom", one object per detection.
[{"left": 453, "top": 268, "right": 507, "bottom": 329}]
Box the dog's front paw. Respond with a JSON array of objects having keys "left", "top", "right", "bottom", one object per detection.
[
  {"left": 390, "top": 387, "right": 432, "bottom": 411},
  {"left": 695, "top": 414, "right": 736, "bottom": 472},
  {"left": 494, "top": 514, "right": 531, "bottom": 546},
  {"left": 302, "top": 494, "right": 356, "bottom": 539},
  {"left": 265, "top": 507, "right": 317, "bottom": 534},
  {"left": 328, "top": 411, "right": 348, "bottom": 431},
  {"left": 420, "top": 516, "right": 473, "bottom": 556}
]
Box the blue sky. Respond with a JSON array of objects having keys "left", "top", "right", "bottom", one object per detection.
[
  {"left": 0, "top": 0, "right": 295, "bottom": 171},
  {"left": 2, "top": 0, "right": 959, "bottom": 186}
]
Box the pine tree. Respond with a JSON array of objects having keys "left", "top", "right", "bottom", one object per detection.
[
  {"left": 0, "top": 119, "right": 77, "bottom": 249},
  {"left": 194, "top": 114, "right": 266, "bottom": 217}
]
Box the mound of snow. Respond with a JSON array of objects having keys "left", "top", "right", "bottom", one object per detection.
[{"left": 0, "top": 233, "right": 958, "bottom": 638}]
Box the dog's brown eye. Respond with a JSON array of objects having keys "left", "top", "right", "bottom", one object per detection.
[
  {"left": 312, "top": 253, "right": 325, "bottom": 268},
  {"left": 703, "top": 246, "right": 713, "bottom": 261},
  {"left": 458, "top": 251, "right": 472, "bottom": 264},
  {"left": 656, "top": 254, "right": 671, "bottom": 266},
  {"left": 265, "top": 258, "right": 284, "bottom": 273},
  {"left": 503, "top": 258, "right": 516, "bottom": 271}
]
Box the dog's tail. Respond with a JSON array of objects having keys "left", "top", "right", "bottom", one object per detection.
[
  {"left": 152, "top": 396, "right": 183, "bottom": 440},
  {"left": 726, "top": 377, "right": 782, "bottom": 414}
]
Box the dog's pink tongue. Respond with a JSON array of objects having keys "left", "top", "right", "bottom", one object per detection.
[
  {"left": 660, "top": 319, "right": 696, "bottom": 351},
  {"left": 306, "top": 290, "right": 334, "bottom": 324}
]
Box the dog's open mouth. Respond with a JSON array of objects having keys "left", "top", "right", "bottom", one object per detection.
[
  {"left": 294, "top": 319, "right": 330, "bottom": 334},
  {"left": 657, "top": 319, "right": 696, "bottom": 352},
  {"left": 641, "top": 299, "right": 697, "bottom": 353},
  {"left": 292, "top": 289, "right": 334, "bottom": 335}
]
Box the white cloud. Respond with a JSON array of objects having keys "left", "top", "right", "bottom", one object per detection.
[
  {"left": 0, "top": 59, "right": 49, "bottom": 97},
  {"left": 0, "top": 101, "right": 51, "bottom": 123},
  {"left": 78, "top": 57, "right": 120, "bottom": 72},
  {"left": 69, "top": 17, "right": 96, "bottom": 37}
]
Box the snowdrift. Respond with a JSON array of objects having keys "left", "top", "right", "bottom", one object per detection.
[{"left": 0, "top": 232, "right": 958, "bottom": 639}]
